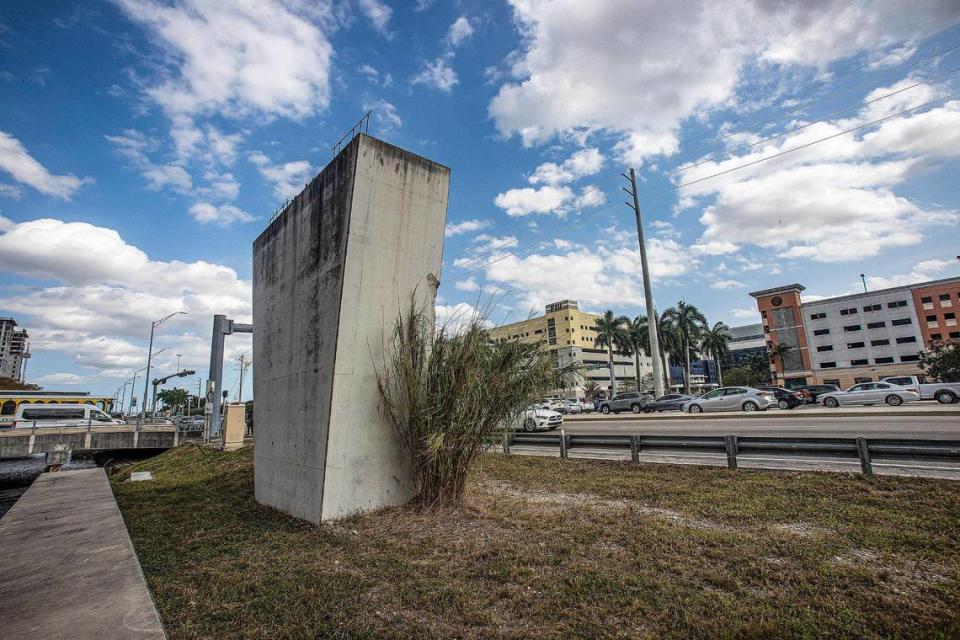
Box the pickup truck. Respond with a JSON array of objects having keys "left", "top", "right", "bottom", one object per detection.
[{"left": 881, "top": 375, "right": 960, "bottom": 404}]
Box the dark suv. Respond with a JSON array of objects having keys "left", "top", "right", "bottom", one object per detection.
[
  {"left": 597, "top": 392, "right": 654, "bottom": 414},
  {"left": 758, "top": 386, "right": 805, "bottom": 410},
  {"left": 793, "top": 384, "right": 841, "bottom": 404}
]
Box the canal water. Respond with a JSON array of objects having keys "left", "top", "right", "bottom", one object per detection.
[{"left": 0, "top": 455, "right": 98, "bottom": 519}]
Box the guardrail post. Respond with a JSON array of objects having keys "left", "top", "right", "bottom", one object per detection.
[
  {"left": 502, "top": 431, "right": 512, "bottom": 456},
  {"left": 856, "top": 437, "right": 873, "bottom": 477},
  {"left": 559, "top": 429, "right": 568, "bottom": 459},
  {"left": 724, "top": 435, "right": 738, "bottom": 470},
  {"left": 630, "top": 435, "right": 640, "bottom": 464},
  {"left": 84, "top": 424, "right": 93, "bottom": 449}
]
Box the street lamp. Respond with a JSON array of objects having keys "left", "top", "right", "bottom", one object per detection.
[{"left": 140, "top": 312, "right": 186, "bottom": 427}]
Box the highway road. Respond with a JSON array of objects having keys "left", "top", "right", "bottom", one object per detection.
[{"left": 561, "top": 415, "right": 960, "bottom": 439}]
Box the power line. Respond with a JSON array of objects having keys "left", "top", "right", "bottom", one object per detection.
[
  {"left": 667, "top": 65, "right": 960, "bottom": 177},
  {"left": 675, "top": 30, "right": 960, "bottom": 160},
  {"left": 670, "top": 91, "right": 959, "bottom": 192}
]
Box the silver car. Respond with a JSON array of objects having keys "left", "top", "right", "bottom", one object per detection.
[
  {"left": 819, "top": 382, "right": 919, "bottom": 407},
  {"left": 682, "top": 387, "right": 775, "bottom": 413}
]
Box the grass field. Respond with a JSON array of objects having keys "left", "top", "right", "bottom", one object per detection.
[{"left": 112, "top": 445, "right": 960, "bottom": 639}]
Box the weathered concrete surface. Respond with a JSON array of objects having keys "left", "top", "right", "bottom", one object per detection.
[
  {"left": 253, "top": 134, "right": 449, "bottom": 523},
  {"left": 0, "top": 469, "right": 165, "bottom": 639}
]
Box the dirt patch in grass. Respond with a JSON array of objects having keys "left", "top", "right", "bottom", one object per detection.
[{"left": 113, "top": 446, "right": 960, "bottom": 639}]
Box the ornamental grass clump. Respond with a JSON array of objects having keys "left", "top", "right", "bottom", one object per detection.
[{"left": 376, "top": 301, "right": 573, "bottom": 508}]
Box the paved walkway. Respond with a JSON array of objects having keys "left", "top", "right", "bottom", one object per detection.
[{"left": 0, "top": 468, "right": 165, "bottom": 639}]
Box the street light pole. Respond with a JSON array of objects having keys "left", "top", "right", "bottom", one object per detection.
[
  {"left": 623, "top": 168, "right": 665, "bottom": 398},
  {"left": 140, "top": 312, "right": 186, "bottom": 427}
]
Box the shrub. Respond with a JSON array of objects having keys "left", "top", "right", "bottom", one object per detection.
[{"left": 375, "top": 300, "right": 574, "bottom": 508}]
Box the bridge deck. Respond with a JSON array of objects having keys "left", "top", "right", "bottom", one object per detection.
[
  {"left": 0, "top": 468, "right": 165, "bottom": 639},
  {"left": 0, "top": 425, "right": 177, "bottom": 458}
]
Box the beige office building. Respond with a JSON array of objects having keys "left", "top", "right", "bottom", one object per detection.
[{"left": 488, "top": 300, "right": 653, "bottom": 398}]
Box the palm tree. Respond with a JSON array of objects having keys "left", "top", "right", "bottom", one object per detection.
[
  {"left": 584, "top": 380, "right": 601, "bottom": 400},
  {"left": 657, "top": 312, "right": 682, "bottom": 392},
  {"left": 627, "top": 315, "right": 650, "bottom": 391},
  {"left": 770, "top": 342, "right": 793, "bottom": 384},
  {"left": 594, "top": 310, "right": 630, "bottom": 394},
  {"left": 662, "top": 300, "right": 708, "bottom": 394},
  {"left": 700, "top": 321, "right": 731, "bottom": 387}
]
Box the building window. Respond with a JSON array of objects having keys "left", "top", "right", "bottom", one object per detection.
[
  {"left": 887, "top": 300, "right": 908, "bottom": 308},
  {"left": 863, "top": 304, "right": 881, "bottom": 312},
  {"left": 823, "top": 378, "right": 841, "bottom": 386},
  {"left": 891, "top": 318, "right": 912, "bottom": 326},
  {"left": 854, "top": 376, "right": 873, "bottom": 383},
  {"left": 867, "top": 321, "right": 886, "bottom": 329},
  {"left": 931, "top": 333, "right": 942, "bottom": 340},
  {"left": 870, "top": 339, "right": 890, "bottom": 346},
  {"left": 926, "top": 314, "right": 938, "bottom": 322},
  {"left": 896, "top": 336, "right": 917, "bottom": 344},
  {"left": 900, "top": 354, "right": 920, "bottom": 362},
  {"left": 843, "top": 324, "right": 862, "bottom": 332},
  {"left": 839, "top": 307, "right": 858, "bottom": 316},
  {"left": 846, "top": 341, "right": 865, "bottom": 349},
  {"left": 850, "top": 358, "right": 869, "bottom": 366},
  {"left": 875, "top": 357, "right": 894, "bottom": 364},
  {"left": 949, "top": 331, "right": 960, "bottom": 339},
  {"left": 813, "top": 328, "right": 830, "bottom": 336},
  {"left": 820, "top": 362, "right": 837, "bottom": 368},
  {"left": 939, "top": 293, "right": 951, "bottom": 302},
  {"left": 816, "top": 345, "right": 833, "bottom": 352},
  {"left": 921, "top": 296, "right": 932, "bottom": 304},
  {"left": 809, "top": 312, "right": 826, "bottom": 320}
]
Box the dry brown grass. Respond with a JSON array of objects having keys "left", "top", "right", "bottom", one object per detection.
[{"left": 113, "top": 446, "right": 960, "bottom": 639}]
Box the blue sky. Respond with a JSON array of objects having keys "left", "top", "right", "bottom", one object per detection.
[{"left": 1, "top": 0, "right": 959, "bottom": 400}]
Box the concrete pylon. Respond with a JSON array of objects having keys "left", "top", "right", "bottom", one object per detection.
[{"left": 252, "top": 134, "right": 449, "bottom": 523}]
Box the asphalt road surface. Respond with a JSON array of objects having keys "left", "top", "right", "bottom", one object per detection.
[{"left": 562, "top": 414, "right": 960, "bottom": 439}]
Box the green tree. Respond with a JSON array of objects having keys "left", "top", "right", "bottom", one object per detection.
[
  {"left": 584, "top": 380, "right": 602, "bottom": 399},
  {"left": 661, "top": 301, "right": 708, "bottom": 394},
  {"left": 748, "top": 352, "right": 771, "bottom": 384},
  {"left": 156, "top": 387, "right": 189, "bottom": 413},
  {"left": 770, "top": 342, "right": 793, "bottom": 384},
  {"left": 920, "top": 341, "right": 960, "bottom": 382},
  {"left": 626, "top": 315, "right": 651, "bottom": 390},
  {"left": 723, "top": 366, "right": 764, "bottom": 387},
  {"left": 0, "top": 377, "right": 41, "bottom": 391},
  {"left": 657, "top": 312, "right": 682, "bottom": 391},
  {"left": 700, "top": 321, "right": 731, "bottom": 386},
  {"left": 593, "top": 310, "right": 630, "bottom": 394}
]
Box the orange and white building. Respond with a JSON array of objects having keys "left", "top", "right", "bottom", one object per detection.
[{"left": 750, "top": 276, "right": 960, "bottom": 389}]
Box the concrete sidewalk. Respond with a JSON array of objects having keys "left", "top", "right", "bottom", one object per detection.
[{"left": 0, "top": 469, "right": 165, "bottom": 639}]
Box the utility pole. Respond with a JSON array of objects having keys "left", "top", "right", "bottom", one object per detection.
[
  {"left": 623, "top": 167, "right": 665, "bottom": 398},
  {"left": 140, "top": 312, "right": 186, "bottom": 427},
  {"left": 176, "top": 353, "right": 182, "bottom": 372},
  {"left": 860, "top": 273, "right": 868, "bottom": 293},
  {"left": 237, "top": 354, "right": 251, "bottom": 403}
]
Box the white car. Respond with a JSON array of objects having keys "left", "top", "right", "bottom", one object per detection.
[
  {"left": 13, "top": 403, "right": 125, "bottom": 428},
  {"left": 537, "top": 397, "right": 565, "bottom": 412},
  {"left": 516, "top": 405, "right": 563, "bottom": 432},
  {"left": 819, "top": 382, "right": 919, "bottom": 407},
  {"left": 560, "top": 399, "right": 585, "bottom": 414},
  {"left": 681, "top": 387, "right": 775, "bottom": 413}
]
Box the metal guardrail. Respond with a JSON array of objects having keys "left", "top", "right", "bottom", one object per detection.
[{"left": 499, "top": 431, "right": 960, "bottom": 476}]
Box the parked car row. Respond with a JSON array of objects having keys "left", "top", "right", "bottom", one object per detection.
[{"left": 584, "top": 377, "right": 956, "bottom": 416}]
